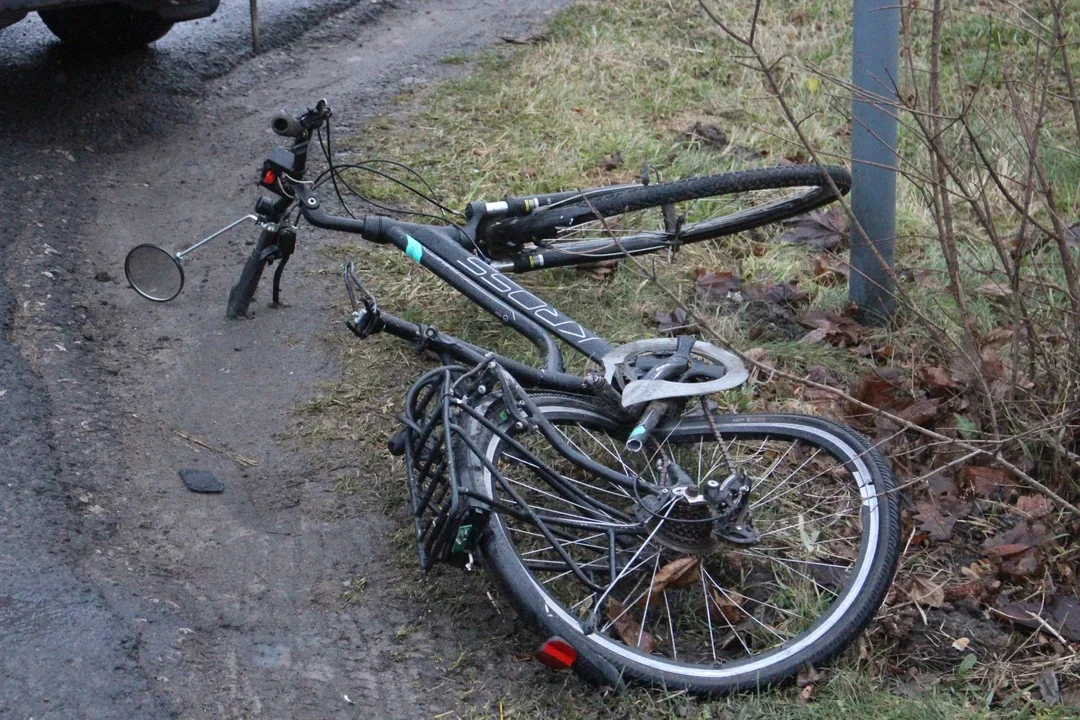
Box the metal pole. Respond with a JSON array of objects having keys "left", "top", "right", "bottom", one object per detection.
[{"left": 849, "top": 0, "right": 899, "bottom": 324}]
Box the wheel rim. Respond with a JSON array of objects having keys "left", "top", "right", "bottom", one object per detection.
[
  {"left": 481, "top": 406, "right": 883, "bottom": 679},
  {"left": 536, "top": 182, "right": 825, "bottom": 249}
]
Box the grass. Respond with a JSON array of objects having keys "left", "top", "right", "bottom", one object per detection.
[{"left": 294, "top": 0, "right": 1080, "bottom": 717}]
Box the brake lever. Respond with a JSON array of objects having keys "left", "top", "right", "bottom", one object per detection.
[{"left": 343, "top": 261, "right": 382, "bottom": 338}]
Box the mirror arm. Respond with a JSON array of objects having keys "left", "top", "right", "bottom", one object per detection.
[{"left": 176, "top": 214, "right": 260, "bottom": 259}]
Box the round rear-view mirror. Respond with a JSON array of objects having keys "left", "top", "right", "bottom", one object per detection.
[{"left": 124, "top": 244, "right": 185, "bottom": 302}]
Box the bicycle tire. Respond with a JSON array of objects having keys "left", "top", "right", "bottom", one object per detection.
[
  {"left": 225, "top": 229, "right": 275, "bottom": 319},
  {"left": 464, "top": 394, "right": 900, "bottom": 695},
  {"left": 483, "top": 165, "right": 851, "bottom": 251}
]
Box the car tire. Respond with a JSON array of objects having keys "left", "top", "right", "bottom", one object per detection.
[{"left": 39, "top": 3, "right": 172, "bottom": 50}]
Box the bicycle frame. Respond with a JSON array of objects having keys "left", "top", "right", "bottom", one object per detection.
[{"left": 298, "top": 186, "right": 679, "bottom": 394}]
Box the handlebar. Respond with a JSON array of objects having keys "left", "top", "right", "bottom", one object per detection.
[{"left": 271, "top": 98, "right": 332, "bottom": 138}]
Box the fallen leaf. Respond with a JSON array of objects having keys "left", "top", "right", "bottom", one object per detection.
[
  {"left": 908, "top": 576, "right": 945, "bottom": 608},
  {"left": 982, "top": 520, "right": 1045, "bottom": 564},
  {"left": 650, "top": 557, "right": 700, "bottom": 595},
  {"left": 607, "top": 600, "right": 657, "bottom": 653},
  {"left": 577, "top": 258, "right": 620, "bottom": 281},
  {"left": 499, "top": 32, "right": 545, "bottom": 44},
  {"left": 896, "top": 398, "right": 942, "bottom": 426},
  {"left": 1039, "top": 669, "right": 1061, "bottom": 707},
  {"left": 763, "top": 280, "right": 810, "bottom": 309},
  {"left": 694, "top": 269, "right": 742, "bottom": 300},
  {"left": 798, "top": 327, "right": 829, "bottom": 345},
  {"left": 812, "top": 255, "right": 850, "bottom": 285},
  {"left": 649, "top": 308, "right": 699, "bottom": 336},
  {"left": 974, "top": 280, "right": 1012, "bottom": 299},
  {"left": 800, "top": 310, "right": 864, "bottom": 347},
  {"left": 1015, "top": 494, "right": 1051, "bottom": 519},
  {"left": 851, "top": 368, "right": 911, "bottom": 413},
  {"left": 961, "top": 466, "right": 1013, "bottom": 499},
  {"left": 914, "top": 501, "right": 965, "bottom": 542},
  {"left": 602, "top": 151, "right": 623, "bottom": 171},
  {"left": 686, "top": 121, "right": 728, "bottom": 149},
  {"left": 797, "top": 665, "right": 827, "bottom": 687},
  {"left": 776, "top": 207, "right": 849, "bottom": 251},
  {"left": 997, "top": 596, "right": 1080, "bottom": 642},
  {"left": 921, "top": 366, "right": 959, "bottom": 397},
  {"left": 709, "top": 588, "right": 746, "bottom": 624},
  {"left": 951, "top": 636, "right": 970, "bottom": 651}
]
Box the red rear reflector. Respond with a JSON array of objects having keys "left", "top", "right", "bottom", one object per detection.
[
  {"left": 536, "top": 636, "right": 577, "bottom": 670},
  {"left": 263, "top": 170, "right": 277, "bottom": 185}
]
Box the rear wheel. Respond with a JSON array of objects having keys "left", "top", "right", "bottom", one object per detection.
[
  {"left": 467, "top": 395, "right": 900, "bottom": 694},
  {"left": 39, "top": 4, "right": 172, "bottom": 50},
  {"left": 481, "top": 165, "right": 851, "bottom": 259}
]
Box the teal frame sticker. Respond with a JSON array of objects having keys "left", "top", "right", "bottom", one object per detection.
[{"left": 404, "top": 235, "right": 424, "bottom": 262}]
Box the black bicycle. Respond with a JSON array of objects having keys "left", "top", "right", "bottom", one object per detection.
[{"left": 125, "top": 100, "right": 901, "bottom": 695}]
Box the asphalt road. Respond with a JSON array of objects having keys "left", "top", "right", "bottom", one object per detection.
[{"left": 0, "top": 1, "right": 568, "bottom": 717}]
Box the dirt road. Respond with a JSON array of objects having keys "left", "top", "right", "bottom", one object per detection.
[{"left": 0, "top": 2, "right": 568, "bottom": 717}]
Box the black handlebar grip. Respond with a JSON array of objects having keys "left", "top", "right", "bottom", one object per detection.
[
  {"left": 271, "top": 111, "right": 302, "bottom": 138},
  {"left": 226, "top": 229, "right": 274, "bottom": 319}
]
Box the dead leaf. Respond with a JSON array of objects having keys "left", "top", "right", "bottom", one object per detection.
[
  {"left": 982, "top": 520, "right": 1044, "bottom": 560},
  {"left": 997, "top": 596, "right": 1080, "bottom": 642},
  {"left": 908, "top": 576, "right": 945, "bottom": 608},
  {"left": 1015, "top": 494, "right": 1051, "bottom": 519},
  {"left": 896, "top": 398, "right": 942, "bottom": 426},
  {"left": 798, "top": 327, "right": 829, "bottom": 345},
  {"left": 914, "top": 501, "right": 963, "bottom": 542},
  {"left": 709, "top": 588, "right": 745, "bottom": 624},
  {"left": 797, "top": 665, "right": 827, "bottom": 687},
  {"left": 961, "top": 466, "right": 1013, "bottom": 499},
  {"left": 812, "top": 255, "right": 850, "bottom": 285},
  {"left": 650, "top": 557, "right": 700, "bottom": 595},
  {"left": 500, "top": 32, "right": 545, "bottom": 44},
  {"left": 800, "top": 310, "right": 864, "bottom": 347},
  {"left": 687, "top": 121, "right": 728, "bottom": 149},
  {"left": 577, "top": 258, "right": 620, "bottom": 281},
  {"left": 921, "top": 366, "right": 959, "bottom": 397},
  {"left": 851, "top": 368, "right": 911, "bottom": 413},
  {"left": 776, "top": 207, "right": 848, "bottom": 251},
  {"left": 974, "top": 281, "right": 1013, "bottom": 299},
  {"left": 602, "top": 151, "right": 623, "bottom": 171},
  {"left": 649, "top": 308, "right": 699, "bottom": 336},
  {"left": 763, "top": 280, "right": 810, "bottom": 309},
  {"left": 1039, "top": 669, "right": 1061, "bottom": 707},
  {"left": 606, "top": 600, "right": 657, "bottom": 653},
  {"left": 694, "top": 269, "right": 742, "bottom": 300},
  {"left": 951, "top": 636, "right": 970, "bottom": 651}
]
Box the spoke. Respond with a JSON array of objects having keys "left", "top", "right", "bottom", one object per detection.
[
  {"left": 539, "top": 554, "right": 610, "bottom": 586},
  {"left": 637, "top": 552, "right": 662, "bottom": 651},
  {"left": 663, "top": 589, "right": 677, "bottom": 661},
  {"left": 704, "top": 567, "right": 788, "bottom": 644},
  {"left": 504, "top": 449, "right": 631, "bottom": 502},
  {"left": 521, "top": 532, "right": 608, "bottom": 557},
  {"left": 748, "top": 441, "right": 797, "bottom": 494},
  {"left": 505, "top": 475, "right": 615, "bottom": 519},
  {"left": 700, "top": 566, "right": 724, "bottom": 660},
  {"left": 756, "top": 507, "right": 856, "bottom": 540},
  {"left": 599, "top": 552, "right": 664, "bottom": 633},
  {"left": 751, "top": 448, "right": 821, "bottom": 509},
  {"left": 740, "top": 550, "right": 840, "bottom": 598}
]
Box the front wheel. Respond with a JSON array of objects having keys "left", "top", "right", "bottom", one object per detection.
[
  {"left": 39, "top": 4, "right": 172, "bottom": 50},
  {"left": 466, "top": 396, "right": 900, "bottom": 694}
]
